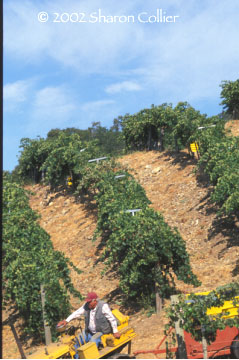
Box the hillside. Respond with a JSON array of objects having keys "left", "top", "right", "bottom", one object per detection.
[{"left": 2, "top": 121, "right": 239, "bottom": 359}]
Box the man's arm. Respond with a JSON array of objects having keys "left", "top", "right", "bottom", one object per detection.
[
  {"left": 66, "top": 305, "right": 85, "bottom": 323},
  {"left": 102, "top": 304, "right": 120, "bottom": 338}
]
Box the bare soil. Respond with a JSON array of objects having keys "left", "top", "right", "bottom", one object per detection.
[{"left": 2, "top": 121, "right": 239, "bottom": 359}]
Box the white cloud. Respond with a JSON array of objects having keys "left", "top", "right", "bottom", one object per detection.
[
  {"left": 105, "top": 81, "right": 142, "bottom": 94},
  {"left": 33, "top": 86, "right": 75, "bottom": 117},
  {"left": 28, "top": 85, "right": 77, "bottom": 133},
  {"left": 4, "top": 80, "right": 118, "bottom": 135},
  {"left": 125, "top": 0, "right": 239, "bottom": 104},
  {"left": 81, "top": 99, "right": 115, "bottom": 112},
  {"left": 4, "top": 2, "right": 53, "bottom": 63},
  {"left": 5, "top": 0, "right": 239, "bottom": 79},
  {"left": 3, "top": 79, "right": 35, "bottom": 111},
  {"left": 4, "top": 81, "right": 27, "bottom": 102},
  {"left": 5, "top": 0, "right": 239, "bottom": 98},
  {"left": 4, "top": 0, "right": 147, "bottom": 73}
]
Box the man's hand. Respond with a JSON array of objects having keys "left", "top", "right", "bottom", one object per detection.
[
  {"left": 113, "top": 332, "right": 121, "bottom": 339},
  {"left": 57, "top": 320, "right": 67, "bottom": 328}
]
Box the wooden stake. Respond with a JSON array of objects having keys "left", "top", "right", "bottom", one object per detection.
[
  {"left": 40, "top": 285, "right": 52, "bottom": 346},
  {"left": 155, "top": 283, "right": 163, "bottom": 314},
  {"left": 170, "top": 295, "right": 188, "bottom": 359},
  {"left": 128, "top": 340, "right": 132, "bottom": 355},
  {"left": 202, "top": 332, "right": 208, "bottom": 359},
  {"left": 9, "top": 321, "right": 27, "bottom": 359}
]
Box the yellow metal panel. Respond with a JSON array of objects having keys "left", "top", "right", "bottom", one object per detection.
[
  {"left": 112, "top": 309, "right": 129, "bottom": 328},
  {"left": 186, "top": 290, "right": 239, "bottom": 318},
  {"left": 77, "top": 341, "right": 100, "bottom": 359},
  {"left": 101, "top": 309, "right": 130, "bottom": 347},
  {"left": 190, "top": 142, "right": 199, "bottom": 152},
  {"left": 105, "top": 327, "right": 136, "bottom": 347},
  {"left": 28, "top": 344, "right": 71, "bottom": 359},
  {"left": 207, "top": 299, "right": 239, "bottom": 318},
  {"left": 98, "top": 333, "right": 137, "bottom": 358}
]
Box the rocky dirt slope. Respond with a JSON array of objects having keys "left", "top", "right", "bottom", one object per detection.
[{"left": 3, "top": 121, "right": 239, "bottom": 359}]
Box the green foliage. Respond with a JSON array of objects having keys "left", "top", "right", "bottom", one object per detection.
[
  {"left": 17, "top": 137, "right": 54, "bottom": 183},
  {"left": 172, "top": 102, "right": 206, "bottom": 149},
  {"left": 74, "top": 159, "right": 119, "bottom": 197},
  {"left": 15, "top": 132, "right": 101, "bottom": 190},
  {"left": 197, "top": 135, "right": 239, "bottom": 216},
  {"left": 3, "top": 174, "right": 82, "bottom": 338},
  {"left": 220, "top": 79, "right": 239, "bottom": 119},
  {"left": 165, "top": 282, "right": 239, "bottom": 345},
  {"left": 121, "top": 102, "right": 209, "bottom": 151},
  {"left": 14, "top": 125, "right": 200, "bottom": 307},
  {"left": 100, "top": 208, "right": 200, "bottom": 302},
  {"left": 42, "top": 132, "right": 90, "bottom": 189},
  {"left": 75, "top": 158, "right": 200, "bottom": 305},
  {"left": 46, "top": 122, "right": 124, "bottom": 155},
  {"left": 191, "top": 116, "right": 226, "bottom": 155},
  {"left": 121, "top": 104, "right": 178, "bottom": 151}
]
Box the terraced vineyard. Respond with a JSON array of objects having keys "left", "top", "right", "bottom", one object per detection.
[{"left": 3, "top": 121, "right": 239, "bottom": 358}]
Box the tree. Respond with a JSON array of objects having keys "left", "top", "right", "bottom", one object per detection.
[
  {"left": 220, "top": 79, "right": 239, "bottom": 119},
  {"left": 110, "top": 116, "right": 123, "bottom": 132},
  {"left": 121, "top": 104, "right": 176, "bottom": 151},
  {"left": 172, "top": 102, "right": 206, "bottom": 150},
  {"left": 17, "top": 137, "right": 54, "bottom": 183}
]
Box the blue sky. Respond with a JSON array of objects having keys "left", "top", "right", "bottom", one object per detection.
[{"left": 3, "top": 0, "right": 239, "bottom": 171}]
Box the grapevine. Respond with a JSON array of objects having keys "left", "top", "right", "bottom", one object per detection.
[
  {"left": 165, "top": 282, "right": 239, "bottom": 346},
  {"left": 3, "top": 173, "right": 82, "bottom": 338}
]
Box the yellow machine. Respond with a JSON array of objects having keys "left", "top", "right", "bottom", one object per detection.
[
  {"left": 28, "top": 309, "right": 136, "bottom": 359},
  {"left": 186, "top": 290, "right": 239, "bottom": 319}
]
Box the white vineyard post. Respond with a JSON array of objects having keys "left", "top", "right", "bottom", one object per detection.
[{"left": 40, "top": 284, "right": 52, "bottom": 346}]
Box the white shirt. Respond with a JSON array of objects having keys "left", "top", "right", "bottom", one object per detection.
[{"left": 66, "top": 302, "right": 118, "bottom": 334}]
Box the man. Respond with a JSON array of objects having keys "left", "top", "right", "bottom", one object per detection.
[{"left": 58, "top": 292, "right": 120, "bottom": 349}]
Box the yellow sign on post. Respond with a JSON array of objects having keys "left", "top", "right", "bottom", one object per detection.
[
  {"left": 190, "top": 142, "right": 199, "bottom": 153},
  {"left": 67, "top": 176, "right": 73, "bottom": 186}
]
